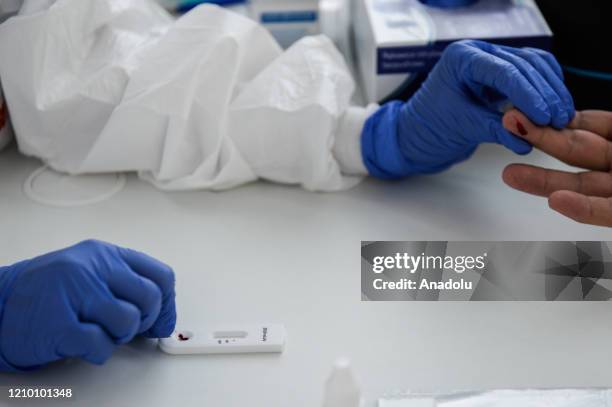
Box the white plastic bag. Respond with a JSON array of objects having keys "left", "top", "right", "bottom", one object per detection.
[{"left": 0, "top": 0, "right": 366, "bottom": 191}]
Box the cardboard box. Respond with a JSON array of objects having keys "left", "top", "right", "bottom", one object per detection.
[{"left": 355, "top": 0, "right": 553, "bottom": 103}]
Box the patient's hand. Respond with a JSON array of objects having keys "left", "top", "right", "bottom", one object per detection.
[{"left": 502, "top": 109, "right": 612, "bottom": 227}]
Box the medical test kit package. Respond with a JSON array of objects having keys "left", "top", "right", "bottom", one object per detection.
[
  {"left": 157, "top": 0, "right": 322, "bottom": 48},
  {"left": 249, "top": 0, "right": 321, "bottom": 48},
  {"left": 355, "top": 0, "right": 553, "bottom": 103}
]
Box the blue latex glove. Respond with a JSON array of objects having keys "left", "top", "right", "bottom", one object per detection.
[
  {"left": 0, "top": 240, "right": 176, "bottom": 372},
  {"left": 362, "top": 40, "right": 575, "bottom": 179}
]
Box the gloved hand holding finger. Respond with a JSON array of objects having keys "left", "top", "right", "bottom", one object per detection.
[
  {"left": 362, "top": 40, "right": 575, "bottom": 179},
  {"left": 502, "top": 109, "right": 612, "bottom": 227},
  {"left": 522, "top": 47, "right": 565, "bottom": 79},
  {"left": 499, "top": 46, "right": 575, "bottom": 124},
  {"left": 0, "top": 240, "right": 177, "bottom": 371},
  {"left": 491, "top": 46, "right": 573, "bottom": 128},
  {"left": 458, "top": 41, "right": 553, "bottom": 125}
]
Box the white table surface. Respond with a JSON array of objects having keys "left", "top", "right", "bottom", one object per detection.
[{"left": 1, "top": 143, "right": 611, "bottom": 407}]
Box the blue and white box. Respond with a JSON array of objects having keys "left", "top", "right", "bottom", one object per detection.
[
  {"left": 250, "top": 0, "right": 321, "bottom": 48},
  {"left": 355, "top": 0, "right": 553, "bottom": 103}
]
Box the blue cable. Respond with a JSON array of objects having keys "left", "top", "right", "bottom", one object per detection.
[{"left": 563, "top": 65, "right": 612, "bottom": 82}]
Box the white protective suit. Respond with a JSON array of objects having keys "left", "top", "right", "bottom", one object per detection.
[{"left": 0, "top": 0, "right": 375, "bottom": 191}]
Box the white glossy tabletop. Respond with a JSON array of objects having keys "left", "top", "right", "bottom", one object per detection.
[{"left": 1, "top": 144, "right": 611, "bottom": 407}]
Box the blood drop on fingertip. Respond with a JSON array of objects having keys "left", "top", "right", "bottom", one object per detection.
[{"left": 516, "top": 120, "right": 528, "bottom": 136}]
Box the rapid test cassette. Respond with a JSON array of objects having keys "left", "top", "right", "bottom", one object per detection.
[{"left": 159, "top": 324, "right": 286, "bottom": 355}]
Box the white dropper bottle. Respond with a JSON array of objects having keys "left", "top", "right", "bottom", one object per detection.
[{"left": 322, "top": 358, "right": 363, "bottom": 407}]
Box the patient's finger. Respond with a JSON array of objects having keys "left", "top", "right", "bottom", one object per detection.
[
  {"left": 569, "top": 110, "right": 612, "bottom": 140},
  {"left": 502, "top": 110, "right": 611, "bottom": 171},
  {"left": 503, "top": 164, "right": 612, "bottom": 198},
  {"left": 548, "top": 190, "right": 612, "bottom": 227}
]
